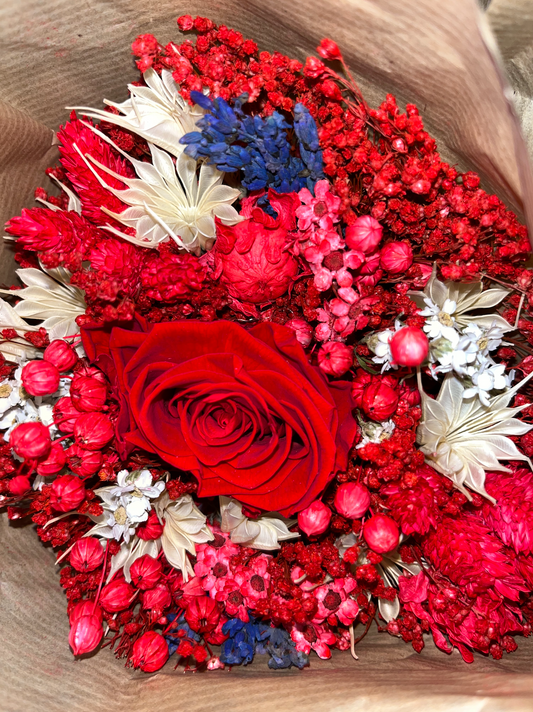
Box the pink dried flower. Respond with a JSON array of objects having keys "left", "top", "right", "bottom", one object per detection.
[
  {"left": 298, "top": 500, "right": 332, "bottom": 536},
  {"left": 345, "top": 216, "right": 383, "bottom": 254},
  {"left": 285, "top": 318, "right": 313, "bottom": 348},
  {"left": 21, "top": 360, "right": 60, "bottom": 397},
  {"left": 363, "top": 515, "right": 400, "bottom": 553},
  {"left": 290, "top": 622, "right": 337, "bottom": 659},
  {"left": 296, "top": 180, "right": 341, "bottom": 232},
  {"left": 313, "top": 577, "right": 358, "bottom": 626},
  {"left": 334, "top": 483, "right": 370, "bottom": 519},
  {"left": 380, "top": 241, "right": 413, "bottom": 274}
]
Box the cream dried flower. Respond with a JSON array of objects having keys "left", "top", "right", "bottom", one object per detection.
[
  {"left": 409, "top": 265, "right": 513, "bottom": 333},
  {"left": 0, "top": 266, "right": 86, "bottom": 345},
  {"left": 75, "top": 123, "right": 241, "bottom": 253},
  {"left": 220, "top": 497, "right": 299, "bottom": 551},
  {"left": 417, "top": 371, "right": 533, "bottom": 501},
  {"left": 71, "top": 68, "right": 204, "bottom": 158}
]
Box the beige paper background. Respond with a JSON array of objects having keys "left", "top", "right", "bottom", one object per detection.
[{"left": 2, "top": 1, "right": 533, "bottom": 710}]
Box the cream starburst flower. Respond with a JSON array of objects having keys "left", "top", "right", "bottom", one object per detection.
[
  {"left": 75, "top": 123, "right": 242, "bottom": 253},
  {"left": 409, "top": 265, "right": 513, "bottom": 333},
  {"left": 0, "top": 266, "right": 86, "bottom": 345},
  {"left": 220, "top": 497, "right": 299, "bottom": 551},
  {"left": 417, "top": 372, "right": 533, "bottom": 500},
  {"left": 71, "top": 68, "right": 204, "bottom": 158}
]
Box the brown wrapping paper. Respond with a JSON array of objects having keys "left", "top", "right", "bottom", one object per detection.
[{"left": 1, "top": 1, "right": 533, "bottom": 709}]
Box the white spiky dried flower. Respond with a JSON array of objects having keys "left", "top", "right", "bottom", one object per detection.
[
  {"left": 417, "top": 371, "right": 533, "bottom": 501},
  {"left": 71, "top": 68, "right": 204, "bottom": 158},
  {"left": 0, "top": 266, "right": 86, "bottom": 347},
  {"left": 220, "top": 496, "right": 299, "bottom": 551},
  {"left": 75, "top": 122, "right": 241, "bottom": 253}
]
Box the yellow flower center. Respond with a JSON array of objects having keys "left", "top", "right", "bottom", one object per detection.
[
  {"left": 114, "top": 506, "right": 127, "bottom": 525},
  {"left": 438, "top": 311, "right": 454, "bottom": 327},
  {"left": 0, "top": 383, "right": 12, "bottom": 398},
  {"left": 477, "top": 337, "right": 489, "bottom": 351}
]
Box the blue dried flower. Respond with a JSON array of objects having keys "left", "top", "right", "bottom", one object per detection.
[{"left": 180, "top": 93, "right": 323, "bottom": 194}]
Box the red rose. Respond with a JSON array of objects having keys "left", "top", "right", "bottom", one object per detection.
[{"left": 82, "top": 318, "right": 356, "bottom": 516}]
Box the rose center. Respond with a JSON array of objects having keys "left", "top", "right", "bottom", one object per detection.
[
  {"left": 323, "top": 590, "right": 342, "bottom": 611},
  {"left": 313, "top": 201, "right": 328, "bottom": 217},
  {"left": 437, "top": 311, "right": 454, "bottom": 327},
  {"left": 323, "top": 251, "right": 344, "bottom": 272},
  {"left": 250, "top": 574, "right": 265, "bottom": 592},
  {"left": 213, "top": 562, "right": 228, "bottom": 578}
]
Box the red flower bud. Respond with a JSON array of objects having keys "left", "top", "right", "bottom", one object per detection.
[
  {"left": 136, "top": 509, "right": 164, "bottom": 540},
  {"left": 99, "top": 579, "right": 134, "bottom": 612},
  {"left": 131, "top": 554, "right": 163, "bottom": 590},
  {"left": 285, "top": 318, "right": 313, "bottom": 348},
  {"left": 50, "top": 474, "right": 85, "bottom": 512},
  {"left": 345, "top": 216, "right": 383, "bottom": 254},
  {"left": 66, "top": 443, "right": 103, "bottom": 478},
  {"left": 380, "top": 241, "right": 413, "bottom": 274},
  {"left": 8, "top": 475, "right": 31, "bottom": 496},
  {"left": 131, "top": 631, "right": 169, "bottom": 672},
  {"left": 70, "top": 376, "right": 107, "bottom": 412},
  {"left": 69, "top": 614, "right": 103, "bottom": 656},
  {"left": 318, "top": 341, "right": 353, "bottom": 376},
  {"left": 44, "top": 340, "right": 78, "bottom": 372},
  {"left": 185, "top": 596, "right": 221, "bottom": 634},
  {"left": 334, "top": 483, "right": 371, "bottom": 519},
  {"left": 69, "top": 537, "right": 104, "bottom": 572},
  {"left": 21, "top": 359, "right": 60, "bottom": 397},
  {"left": 74, "top": 412, "right": 113, "bottom": 450},
  {"left": 69, "top": 600, "right": 103, "bottom": 624},
  {"left": 363, "top": 514, "right": 399, "bottom": 553},
  {"left": 317, "top": 37, "right": 342, "bottom": 61},
  {"left": 303, "top": 55, "right": 326, "bottom": 78},
  {"left": 53, "top": 396, "right": 81, "bottom": 433},
  {"left": 11, "top": 422, "right": 51, "bottom": 459},
  {"left": 362, "top": 380, "right": 399, "bottom": 421},
  {"left": 142, "top": 582, "right": 171, "bottom": 610},
  {"left": 351, "top": 369, "right": 374, "bottom": 408},
  {"left": 298, "top": 500, "right": 331, "bottom": 536},
  {"left": 36, "top": 441, "right": 66, "bottom": 477},
  {"left": 390, "top": 326, "right": 429, "bottom": 367}
]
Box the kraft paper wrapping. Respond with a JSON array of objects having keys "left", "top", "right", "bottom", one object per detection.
[{"left": 1, "top": 1, "right": 533, "bottom": 710}]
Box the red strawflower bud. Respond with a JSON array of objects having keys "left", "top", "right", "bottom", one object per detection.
[
  {"left": 131, "top": 631, "right": 169, "bottom": 672},
  {"left": 69, "top": 537, "right": 105, "bottom": 572},
  {"left": 303, "top": 55, "right": 326, "bottom": 78},
  {"left": 11, "top": 422, "right": 51, "bottom": 459},
  {"left": 74, "top": 412, "right": 113, "bottom": 450},
  {"left": 50, "top": 475, "right": 85, "bottom": 512},
  {"left": 130, "top": 554, "right": 163, "bottom": 590},
  {"left": 317, "top": 38, "right": 342, "bottom": 61},
  {"left": 363, "top": 514, "right": 400, "bottom": 553},
  {"left": 36, "top": 441, "right": 66, "bottom": 476},
  {"left": 317, "top": 341, "right": 353, "bottom": 376},
  {"left": 345, "top": 216, "right": 383, "bottom": 254},
  {"left": 136, "top": 509, "right": 165, "bottom": 540},
  {"left": 66, "top": 443, "right": 103, "bottom": 478},
  {"left": 142, "top": 582, "right": 172, "bottom": 610},
  {"left": 390, "top": 326, "right": 429, "bottom": 367},
  {"left": 54, "top": 396, "right": 81, "bottom": 433},
  {"left": 99, "top": 579, "right": 134, "bottom": 612},
  {"left": 362, "top": 380, "right": 399, "bottom": 421},
  {"left": 298, "top": 500, "right": 332, "bottom": 536},
  {"left": 70, "top": 376, "right": 107, "bottom": 412},
  {"left": 69, "top": 614, "right": 103, "bottom": 656},
  {"left": 285, "top": 318, "right": 313, "bottom": 348},
  {"left": 8, "top": 475, "right": 31, "bottom": 496},
  {"left": 185, "top": 596, "right": 221, "bottom": 634},
  {"left": 380, "top": 241, "right": 413, "bottom": 274},
  {"left": 44, "top": 340, "right": 78, "bottom": 372},
  {"left": 69, "top": 600, "right": 103, "bottom": 624},
  {"left": 334, "top": 483, "right": 371, "bottom": 519},
  {"left": 21, "top": 359, "right": 60, "bottom": 396}
]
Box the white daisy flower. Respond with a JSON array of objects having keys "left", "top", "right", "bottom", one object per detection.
[{"left": 463, "top": 361, "right": 513, "bottom": 406}]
